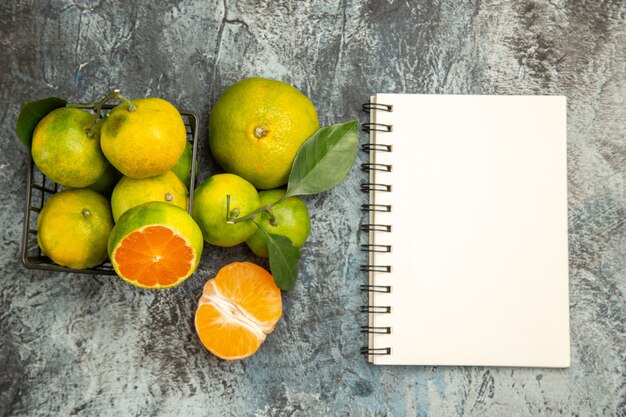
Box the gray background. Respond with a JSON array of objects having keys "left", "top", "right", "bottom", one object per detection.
[{"left": 1, "top": 1, "right": 624, "bottom": 416}]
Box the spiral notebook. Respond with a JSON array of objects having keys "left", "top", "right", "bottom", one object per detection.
[{"left": 361, "top": 94, "right": 570, "bottom": 367}]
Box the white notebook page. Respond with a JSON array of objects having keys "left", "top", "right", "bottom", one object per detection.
[{"left": 367, "top": 94, "right": 570, "bottom": 367}]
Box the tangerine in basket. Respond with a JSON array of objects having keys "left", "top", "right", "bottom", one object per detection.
[
  {"left": 37, "top": 188, "right": 114, "bottom": 269},
  {"left": 31, "top": 107, "right": 109, "bottom": 188},
  {"left": 195, "top": 262, "right": 282, "bottom": 360},
  {"left": 100, "top": 98, "right": 186, "bottom": 179},
  {"left": 108, "top": 201, "right": 203, "bottom": 289},
  {"left": 86, "top": 163, "right": 122, "bottom": 198},
  {"left": 172, "top": 141, "right": 194, "bottom": 189},
  {"left": 111, "top": 170, "right": 188, "bottom": 222}
]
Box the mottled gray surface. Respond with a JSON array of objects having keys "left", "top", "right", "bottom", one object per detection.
[{"left": 0, "top": 0, "right": 624, "bottom": 416}]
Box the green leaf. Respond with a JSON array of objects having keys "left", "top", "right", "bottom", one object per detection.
[
  {"left": 16, "top": 97, "right": 67, "bottom": 147},
  {"left": 261, "top": 224, "right": 301, "bottom": 291},
  {"left": 286, "top": 120, "right": 359, "bottom": 197}
]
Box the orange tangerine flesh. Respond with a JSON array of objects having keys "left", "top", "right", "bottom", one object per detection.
[
  {"left": 113, "top": 225, "right": 195, "bottom": 288},
  {"left": 195, "top": 292, "right": 265, "bottom": 360},
  {"left": 195, "top": 262, "right": 282, "bottom": 360}
]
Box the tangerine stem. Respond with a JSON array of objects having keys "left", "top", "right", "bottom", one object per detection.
[
  {"left": 94, "top": 89, "right": 121, "bottom": 115},
  {"left": 230, "top": 195, "right": 288, "bottom": 224},
  {"left": 66, "top": 88, "right": 123, "bottom": 111},
  {"left": 268, "top": 210, "right": 278, "bottom": 226},
  {"left": 89, "top": 90, "right": 118, "bottom": 136},
  {"left": 68, "top": 89, "right": 124, "bottom": 136},
  {"left": 86, "top": 117, "right": 105, "bottom": 138},
  {"left": 230, "top": 206, "right": 264, "bottom": 224},
  {"left": 117, "top": 93, "right": 137, "bottom": 112},
  {"left": 226, "top": 195, "right": 235, "bottom": 224}
]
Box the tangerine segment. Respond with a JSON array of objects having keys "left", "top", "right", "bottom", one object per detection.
[
  {"left": 213, "top": 262, "right": 282, "bottom": 331},
  {"left": 113, "top": 225, "right": 194, "bottom": 288},
  {"left": 195, "top": 302, "right": 264, "bottom": 360}
]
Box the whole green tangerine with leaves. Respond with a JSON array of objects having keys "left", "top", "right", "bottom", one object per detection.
[
  {"left": 192, "top": 173, "right": 260, "bottom": 247},
  {"left": 246, "top": 189, "right": 310, "bottom": 258},
  {"left": 227, "top": 120, "right": 359, "bottom": 291}
]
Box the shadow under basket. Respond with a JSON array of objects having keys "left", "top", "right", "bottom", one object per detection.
[{"left": 21, "top": 108, "right": 199, "bottom": 276}]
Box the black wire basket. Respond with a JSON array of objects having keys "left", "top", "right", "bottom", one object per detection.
[{"left": 21, "top": 107, "right": 199, "bottom": 276}]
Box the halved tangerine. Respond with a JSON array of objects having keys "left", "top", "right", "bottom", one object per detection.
[
  {"left": 108, "top": 201, "right": 204, "bottom": 289},
  {"left": 195, "top": 262, "right": 282, "bottom": 360}
]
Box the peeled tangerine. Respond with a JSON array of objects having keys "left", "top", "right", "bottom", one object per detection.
[{"left": 195, "top": 262, "right": 282, "bottom": 360}]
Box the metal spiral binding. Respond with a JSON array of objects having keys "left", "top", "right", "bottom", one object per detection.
[
  {"left": 360, "top": 244, "right": 391, "bottom": 253},
  {"left": 360, "top": 326, "right": 391, "bottom": 334},
  {"left": 360, "top": 347, "right": 392, "bottom": 355},
  {"left": 362, "top": 123, "right": 392, "bottom": 133},
  {"left": 360, "top": 183, "right": 391, "bottom": 192},
  {"left": 360, "top": 284, "right": 391, "bottom": 293},
  {"left": 360, "top": 305, "right": 391, "bottom": 313},
  {"left": 362, "top": 103, "right": 393, "bottom": 113},
  {"left": 360, "top": 224, "right": 391, "bottom": 232},
  {"left": 360, "top": 101, "right": 393, "bottom": 358},
  {"left": 361, "top": 143, "right": 392, "bottom": 153},
  {"left": 360, "top": 265, "right": 391, "bottom": 273},
  {"left": 361, "top": 204, "right": 391, "bottom": 212},
  {"left": 361, "top": 163, "right": 392, "bottom": 172}
]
